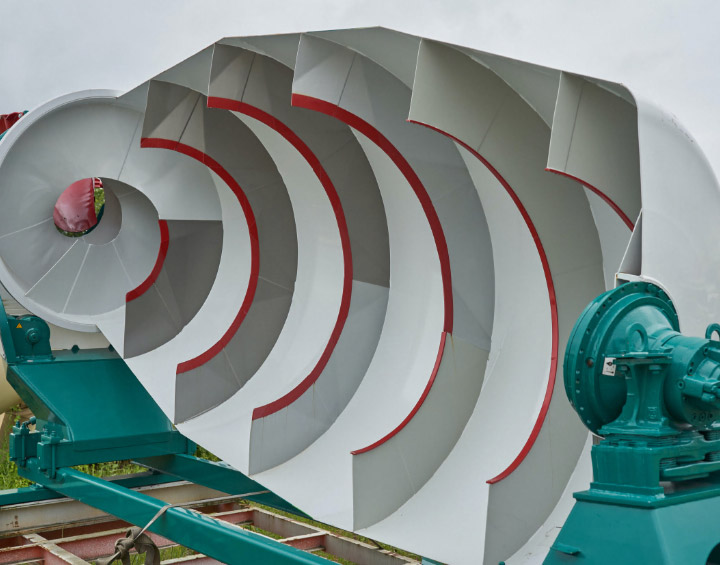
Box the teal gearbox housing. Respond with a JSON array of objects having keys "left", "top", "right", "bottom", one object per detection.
[{"left": 547, "top": 281, "right": 720, "bottom": 564}]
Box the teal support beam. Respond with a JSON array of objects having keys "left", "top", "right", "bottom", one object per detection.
[
  {"left": 6, "top": 346, "right": 195, "bottom": 477},
  {"left": 2, "top": 309, "right": 194, "bottom": 476},
  {"left": 17, "top": 460, "right": 328, "bottom": 565},
  {"left": 0, "top": 472, "right": 178, "bottom": 506},
  {"left": 547, "top": 497, "right": 720, "bottom": 564},
  {"left": 136, "top": 454, "right": 309, "bottom": 517}
]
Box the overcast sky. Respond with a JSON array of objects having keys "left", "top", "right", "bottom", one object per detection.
[{"left": 2, "top": 0, "right": 720, "bottom": 172}]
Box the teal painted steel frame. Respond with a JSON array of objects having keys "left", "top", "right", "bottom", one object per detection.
[
  {"left": 0, "top": 471, "right": 177, "bottom": 506},
  {"left": 545, "top": 497, "right": 720, "bottom": 564},
  {"left": 6, "top": 345, "right": 196, "bottom": 478},
  {"left": 17, "top": 459, "right": 328, "bottom": 564},
  {"left": 0, "top": 300, "right": 321, "bottom": 563},
  {"left": 136, "top": 453, "right": 310, "bottom": 517}
]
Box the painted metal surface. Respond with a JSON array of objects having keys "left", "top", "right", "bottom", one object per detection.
[
  {"left": 545, "top": 496, "right": 720, "bottom": 565},
  {"left": 53, "top": 177, "right": 102, "bottom": 235},
  {"left": 546, "top": 282, "right": 720, "bottom": 563},
  {"left": 0, "top": 24, "right": 717, "bottom": 565},
  {"left": 139, "top": 80, "right": 297, "bottom": 422},
  {"left": 204, "top": 43, "right": 391, "bottom": 473},
  {"left": 0, "top": 111, "right": 25, "bottom": 139},
  {"left": 563, "top": 282, "right": 720, "bottom": 495}
]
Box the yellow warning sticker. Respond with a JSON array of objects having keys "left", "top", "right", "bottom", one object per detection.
[{"left": 16, "top": 323, "right": 22, "bottom": 329}]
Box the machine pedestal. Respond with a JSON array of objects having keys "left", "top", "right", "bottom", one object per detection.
[{"left": 545, "top": 495, "right": 720, "bottom": 564}]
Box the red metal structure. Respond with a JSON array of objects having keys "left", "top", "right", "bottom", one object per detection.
[{"left": 0, "top": 112, "right": 25, "bottom": 138}]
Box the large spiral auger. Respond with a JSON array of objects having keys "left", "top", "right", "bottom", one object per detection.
[{"left": 2, "top": 28, "right": 720, "bottom": 565}]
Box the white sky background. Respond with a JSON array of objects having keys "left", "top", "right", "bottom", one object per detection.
[{"left": 1, "top": 0, "right": 720, "bottom": 172}]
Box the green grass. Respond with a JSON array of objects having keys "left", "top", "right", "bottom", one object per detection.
[
  {"left": 0, "top": 443, "right": 30, "bottom": 489},
  {"left": 241, "top": 523, "right": 283, "bottom": 539},
  {"left": 94, "top": 183, "right": 105, "bottom": 216},
  {"left": 194, "top": 445, "right": 219, "bottom": 462},
  {"left": 74, "top": 459, "right": 146, "bottom": 478},
  {"left": 313, "top": 550, "right": 356, "bottom": 565},
  {"left": 0, "top": 405, "right": 31, "bottom": 489}
]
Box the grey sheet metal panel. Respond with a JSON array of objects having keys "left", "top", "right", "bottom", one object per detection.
[
  {"left": 24, "top": 179, "right": 139, "bottom": 313},
  {"left": 117, "top": 104, "right": 223, "bottom": 223},
  {"left": 409, "top": 39, "right": 605, "bottom": 561},
  {"left": 0, "top": 100, "right": 141, "bottom": 292},
  {"left": 221, "top": 33, "right": 302, "bottom": 70},
  {"left": 234, "top": 46, "right": 390, "bottom": 287},
  {"left": 154, "top": 46, "right": 214, "bottom": 97},
  {"left": 124, "top": 285, "right": 182, "bottom": 359},
  {"left": 174, "top": 276, "right": 294, "bottom": 423},
  {"left": 0, "top": 219, "right": 75, "bottom": 291},
  {"left": 101, "top": 185, "right": 161, "bottom": 284},
  {"left": 294, "top": 33, "right": 494, "bottom": 352},
  {"left": 211, "top": 42, "right": 390, "bottom": 288},
  {"left": 583, "top": 187, "right": 634, "bottom": 290},
  {"left": 548, "top": 72, "right": 641, "bottom": 224},
  {"left": 216, "top": 276, "right": 294, "bottom": 373},
  {"left": 141, "top": 82, "right": 201, "bottom": 143},
  {"left": 63, "top": 245, "right": 126, "bottom": 315},
  {"left": 209, "top": 43, "right": 392, "bottom": 471},
  {"left": 458, "top": 46, "right": 562, "bottom": 128},
  {"left": 311, "top": 28, "right": 421, "bottom": 88},
  {"left": 160, "top": 221, "right": 224, "bottom": 328},
  {"left": 142, "top": 81, "right": 298, "bottom": 423},
  {"left": 273, "top": 34, "right": 494, "bottom": 522},
  {"left": 64, "top": 187, "right": 160, "bottom": 317},
  {"left": 23, "top": 240, "right": 89, "bottom": 312},
  {"left": 124, "top": 219, "right": 223, "bottom": 358},
  {"left": 249, "top": 281, "right": 389, "bottom": 474},
  {"left": 352, "top": 334, "right": 488, "bottom": 529},
  {"left": 175, "top": 353, "right": 247, "bottom": 422},
  {"left": 0, "top": 98, "right": 161, "bottom": 334},
  {"left": 619, "top": 212, "right": 643, "bottom": 277},
  {"left": 542, "top": 70, "right": 640, "bottom": 291}
]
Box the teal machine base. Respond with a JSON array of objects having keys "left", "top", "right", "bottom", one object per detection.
[
  {"left": 547, "top": 497, "right": 720, "bottom": 564},
  {"left": 0, "top": 304, "right": 327, "bottom": 564},
  {"left": 546, "top": 282, "right": 720, "bottom": 564}
]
